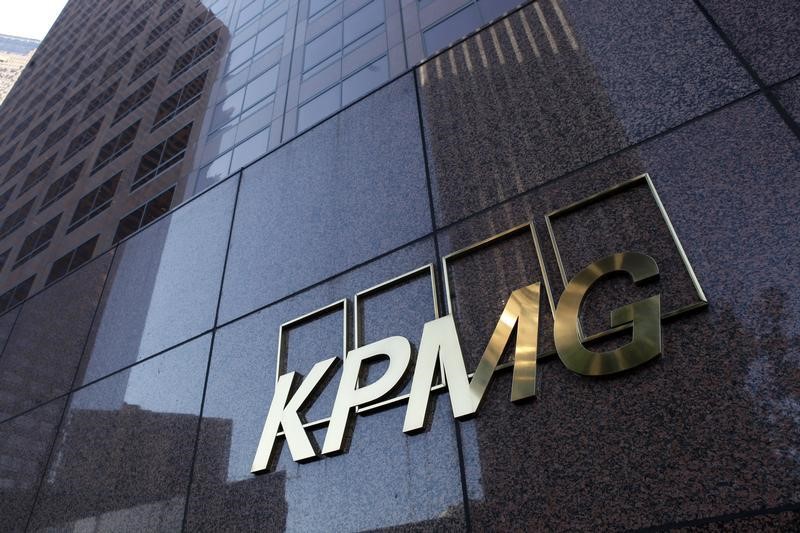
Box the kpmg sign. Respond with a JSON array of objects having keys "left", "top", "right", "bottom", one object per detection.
[{"left": 251, "top": 175, "right": 707, "bottom": 473}]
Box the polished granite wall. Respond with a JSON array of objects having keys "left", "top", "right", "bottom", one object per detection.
[{"left": 1, "top": 1, "right": 799, "bottom": 531}]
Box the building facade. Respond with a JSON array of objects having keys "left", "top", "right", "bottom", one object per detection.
[{"left": 1, "top": 0, "right": 800, "bottom": 531}]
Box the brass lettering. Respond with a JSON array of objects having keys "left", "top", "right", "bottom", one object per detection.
[
  {"left": 553, "top": 252, "right": 661, "bottom": 375},
  {"left": 322, "top": 336, "right": 411, "bottom": 454},
  {"left": 403, "top": 283, "right": 541, "bottom": 433}
]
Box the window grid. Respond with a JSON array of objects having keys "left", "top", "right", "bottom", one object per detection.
[
  {"left": 44, "top": 87, "right": 68, "bottom": 115},
  {"left": 131, "top": 38, "right": 172, "bottom": 83},
  {"left": 41, "top": 116, "right": 75, "bottom": 155},
  {"left": 39, "top": 161, "right": 85, "bottom": 212},
  {"left": 11, "top": 116, "right": 32, "bottom": 140},
  {"left": 58, "top": 56, "right": 83, "bottom": 84},
  {"left": 25, "top": 115, "right": 52, "bottom": 145},
  {"left": 93, "top": 25, "right": 119, "bottom": 55},
  {"left": 83, "top": 81, "right": 120, "bottom": 121},
  {"left": 0, "top": 143, "right": 17, "bottom": 168},
  {"left": 79, "top": 51, "right": 108, "bottom": 82},
  {"left": 92, "top": 121, "right": 140, "bottom": 175},
  {"left": 159, "top": 0, "right": 182, "bottom": 18},
  {"left": 147, "top": 6, "right": 184, "bottom": 47},
  {"left": 0, "top": 199, "right": 35, "bottom": 240},
  {"left": 185, "top": 8, "right": 215, "bottom": 40},
  {"left": 3, "top": 148, "right": 36, "bottom": 185},
  {"left": 0, "top": 276, "right": 35, "bottom": 314},
  {"left": 46, "top": 234, "right": 100, "bottom": 286},
  {"left": 131, "top": 123, "right": 191, "bottom": 190},
  {"left": 0, "top": 187, "right": 13, "bottom": 212},
  {"left": 153, "top": 71, "right": 207, "bottom": 131},
  {"left": 170, "top": 30, "right": 219, "bottom": 81},
  {"left": 101, "top": 47, "right": 136, "bottom": 85},
  {"left": 67, "top": 172, "right": 121, "bottom": 233},
  {"left": 14, "top": 214, "right": 62, "bottom": 269},
  {"left": 130, "top": 0, "right": 158, "bottom": 24},
  {"left": 117, "top": 17, "right": 148, "bottom": 52},
  {"left": 20, "top": 155, "right": 57, "bottom": 196},
  {"left": 63, "top": 118, "right": 104, "bottom": 163},
  {"left": 113, "top": 76, "right": 158, "bottom": 125},
  {"left": 113, "top": 185, "right": 174, "bottom": 243}
]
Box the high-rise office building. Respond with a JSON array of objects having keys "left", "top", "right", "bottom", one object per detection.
[{"left": 1, "top": 0, "right": 799, "bottom": 531}]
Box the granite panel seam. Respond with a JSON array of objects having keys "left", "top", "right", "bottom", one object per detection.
[
  {"left": 0, "top": 325, "right": 213, "bottom": 425},
  {"left": 21, "top": 247, "right": 117, "bottom": 531},
  {"left": 180, "top": 170, "right": 244, "bottom": 532},
  {"left": 413, "top": 66, "right": 473, "bottom": 532},
  {"left": 692, "top": 0, "right": 800, "bottom": 143},
  {"left": 0, "top": 302, "right": 21, "bottom": 363}
]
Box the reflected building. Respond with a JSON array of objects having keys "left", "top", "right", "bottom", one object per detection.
[
  {"left": 0, "top": 0, "right": 536, "bottom": 301},
  {"left": 0, "top": 0, "right": 231, "bottom": 302}
]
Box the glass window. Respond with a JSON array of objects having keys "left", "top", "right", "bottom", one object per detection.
[
  {"left": 343, "top": 0, "right": 383, "bottom": 44},
  {"left": 297, "top": 84, "right": 340, "bottom": 131},
  {"left": 153, "top": 72, "right": 207, "bottom": 130},
  {"left": 237, "top": 97, "right": 274, "bottom": 141},
  {"left": 84, "top": 80, "right": 120, "bottom": 121},
  {"left": 92, "top": 121, "right": 140, "bottom": 174},
  {"left": 237, "top": 0, "right": 261, "bottom": 29},
  {"left": 46, "top": 235, "right": 99, "bottom": 286},
  {"left": 0, "top": 186, "right": 14, "bottom": 212},
  {"left": 131, "top": 124, "right": 193, "bottom": 191},
  {"left": 68, "top": 173, "right": 120, "bottom": 232},
  {"left": 42, "top": 116, "right": 75, "bottom": 154},
  {"left": 205, "top": 123, "right": 238, "bottom": 161},
  {"left": 196, "top": 151, "right": 232, "bottom": 192},
  {"left": 0, "top": 276, "right": 34, "bottom": 314},
  {"left": 14, "top": 214, "right": 61, "bottom": 269},
  {"left": 230, "top": 127, "right": 270, "bottom": 171},
  {"left": 342, "top": 55, "right": 388, "bottom": 105},
  {"left": 255, "top": 14, "right": 287, "bottom": 52},
  {"left": 20, "top": 155, "right": 56, "bottom": 195},
  {"left": 243, "top": 65, "right": 279, "bottom": 109},
  {"left": 132, "top": 39, "right": 172, "bottom": 82},
  {"left": 112, "top": 186, "right": 175, "bottom": 244},
  {"left": 211, "top": 88, "right": 246, "bottom": 130},
  {"left": 227, "top": 37, "right": 256, "bottom": 73},
  {"left": 40, "top": 161, "right": 84, "bottom": 211},
  {"left": 0, "top": 199, "right": 34, "bottom": 239},
  {"left": 4, "top": 148, "right": 35, "bottom": 184},
  {"left": 309, "top": 0, "right": 336, "bottom": 17},
  {"left": 422, "top": 4, "right": 481, "bottom": 54},
  {"left": 304, "top": 24, "right": 342, "bottom": 71},
  {"left": 64, "top": 119, "right": 103, "bottom": 162}
]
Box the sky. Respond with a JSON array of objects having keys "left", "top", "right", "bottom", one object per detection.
[{"left": 0, "top": 0, "right": 69, "bottom": 41}]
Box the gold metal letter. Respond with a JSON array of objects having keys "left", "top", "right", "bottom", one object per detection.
[
  {"left": 251, "top": 357, "right": 337, "bottom": 473},
  {"left": 403, "top": 283, "right": 541, "bottom": 433},
  {"left": 554, "top": 252, "right": 661, "bottom": 375},
  {"left": 322, "top": 336, "right": 411, "bottom": 454}
]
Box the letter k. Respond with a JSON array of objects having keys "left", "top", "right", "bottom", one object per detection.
[{"left": 251, "top": 357, "right": 337, "bottom": 473}]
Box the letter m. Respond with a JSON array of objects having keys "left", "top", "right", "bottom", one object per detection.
[{"left": 403, "top": 283, "right": 541, "bottom": 433}]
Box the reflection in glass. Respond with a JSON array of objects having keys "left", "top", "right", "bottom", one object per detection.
[
  {"left": 343, "top": 55, "right": 388, "bottom": 105},
  {"left": 297, "top": 84, "right": 340, "bottom": 132},
  {"left": 28, "top": 336, "right": 211, "bottom": 531},
  {"left": 80, "top": 178, "right": 236, "bottom": 384}
]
